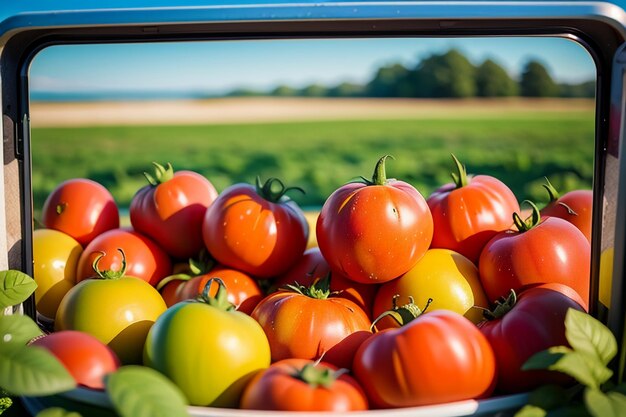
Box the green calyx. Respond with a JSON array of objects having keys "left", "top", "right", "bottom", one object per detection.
[
  {"left": 55, "top": 202, "right": 67, "bottom": 215},
  {"left": 450, "top": 154, "right": 469, "bottom": 188},
  {"left": 286, "top": 274, "right": 332, "bottom": 300},
  {"left": 92, "top": 248, "right": 127, "bottom": 280},
  {"left": 354, "top": 155, "right": 395, "bottom": 186},
  {"left": 143, "top": 162, "right": 174, "bottom": 186},
  {"left": 371, "top": 295, "right": 433, "bottom": 332},
  {"left": 542, "top": 177, "right": 560, "bottom": 203},
  {"left": 291, "top": 361, "right": 347, "bottom": 389},
  {"left": 512, "top": 200, "right": 542, "bottom": 233},
  {"left": 255, "top": 176, "right": 305, "bottom": 204},
  {"left": 483, "top": 289, "right": 517, "bottom": 321},
  {"left": 155, "top": 249, "right": 215, "bottom": 291},
  {"left": 197, "top": 278, "right": 236, "bottom": 311}
]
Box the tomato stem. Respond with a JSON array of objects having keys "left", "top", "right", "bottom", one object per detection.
[
  {"left": 285, "top": 273, "right": 332, "bottom": 299},
  {"left": 197, "top": 277, "right": 235, "bottom": 311},
  {"left": 92, "top": 248, "right": 127, "bottom": 280},
  {"left": 483, "top": 289, "right": 517, "bottom": 320},
  {"left": 512, "top": 200, "right": 542, "bottom": 233},
  {"left": 542, "top": 177, "right": 560, "bottom": 203},
  {"left": 291, "top": 362, "right": 347, "bottom": 389},
  {"left": 370, "top": 296, "right": 433, "bottom": 332},
  {"left": 143, "top": 162, "right": 174, "bottom": 186},
  {"left": 450, "top": 154, "right": 469, "bottom": 188},
  {"left": 255, "top": 176, "right": 305, "bottom": 204},
  {"left": 55, "top": 202, "right": 66, "bottom": 215}
]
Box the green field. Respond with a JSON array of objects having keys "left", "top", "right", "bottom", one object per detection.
[{"left": 31, "top": 111, "right": 595, "bottom": 217}]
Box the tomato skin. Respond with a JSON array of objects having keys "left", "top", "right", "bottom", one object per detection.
[
  {"left": 30, "top": 330, "right": 120, "bottom": 390},
  {"left": 144, "top": 299, "right": 271, "bottom": 407},
  {"left": 251, "top": 290, "right": 371, "bottom": 369},
  {"left": 540, "top": 189, "right": 592, "bottom": 244},
  {"left": 478, "top": 284, "right": 585, "bottom": 393},
  {"left": 428, "top": 175, "right": 520, "bottom": 263},
  {"left": 175, "top": 266, "right": 263, "bottom": 314},
  {"left": 353, "top": 310, "right": 496, "bottom": 408},
  {"left": 202, "top": 182, "right": 309, "bottom": 277},
  {"left": 479, "top": 216, "right": 590, "bottom": 307},
  {"left": 316, "top": 160, "right": 433, "bottom": 284},
  {"left": 373, "top": 249, "right": 489, "bottom": 327},
  {"left": 240, "top": 358, "right": 368, "bottom": 411},
  {"left": 32, "top": 229, "right": 83, "bottom": 320},
  {"left": 42, "top": 178, "right": 119, "bottom": 246},
  {"left": 55, "top": 276, "right": 167, "bottom": 365},
  {"left": 76, "top": 228, "right": 172, "bottom": 286},
  {"left": 274, "top": 248, "right": 378, "bottom": 318},
  {"left": 130, "top": 168, "right": 218, "bottom": 260}
]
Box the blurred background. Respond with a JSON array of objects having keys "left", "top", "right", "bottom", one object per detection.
[{"left": 28, "top": 36, "right": 596, "bottom": 216}]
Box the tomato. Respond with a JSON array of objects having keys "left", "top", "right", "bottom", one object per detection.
[
  {"left": 478, "top": 284, "right": 585, "bottom": 393},
  {"left": 30, "top": 330, "right": 120, "bottom": 390},
  {"left": 251, "top": 278, "right": 371, "bottom": 369},
  {"left": 32, "top": 229, "right": 83, "bottom": 320},
  {"left": 316, "top": 155, "right": 433, "bottom": 284},
  {"left": 372, "top": 249, "right": 489, "bottom": 327},
  {"left": 202, "top": 177, "right": 309, "bottom": 277},
  {"left": 41, "top": 178, "right": 119, "bottom": 246},
  {"left": 273, "top": 247, "right": 378, "bottom": 318},
  {"left": 427, "top": 155, "right": 520, "bottom": 263},
  {"left": 130, "top": 162, "right": 218, "bottom": 260},
  {"left": 144, "top": 279, "right": 270, "bottom": 407},
  {"left": 75, "top": 228, "right": 172, "bottom": 286},
  {"left": 55, "top": 250, "right": 167, "bottom": 365},
  {"left": 540, "top": 178, "right": 592, "bottom": 244},
  {"left": 174, "top": 266, "right": 263, "bottom": 314},
  {"left": 353, "top": 309, "right": 496, "bottom": 408},
  {"left": 240, "top": 358, "right": 368, "bottom": 411},
  {"left": 478, "top": 202, "right": 590, "bottom": 307}
]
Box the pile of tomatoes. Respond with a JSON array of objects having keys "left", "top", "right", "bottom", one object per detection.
[{"left": 31, "top": 156, "right": 593, "bottom": 412}]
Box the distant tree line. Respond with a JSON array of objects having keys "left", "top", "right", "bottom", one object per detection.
[{"left": 227, "top": 49, "right": 594, "bottom": 99}]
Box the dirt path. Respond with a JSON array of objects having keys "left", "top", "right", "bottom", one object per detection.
[{"left": 29, "top": 97, "right": 594, "bottom": 128}]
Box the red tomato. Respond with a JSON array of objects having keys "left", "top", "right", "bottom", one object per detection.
[
  {"left": 251, "top": 280, "right": 371, "bottom": 369},
  {"left": 76, "top": 228, "right": 172, "bottom": 286},
  {"left": 479, "top": 203, "right": 590, "bottom": 307},
  {"left": 540, "top": 179, "right": 592, "bottom": 244},
  {"left": 427, "top": 155, "right": 520, "bottom": 263},
  {"left": 316, "top": 156, "right": 433, "bottom": 284},
  {"left": 241, "top": 358, "right": 368, "bottom": 411},
  {"left": 30, "top": 330, "right": 120, "bottom": 390},
  {"left": 42, "top": 178, "right": 119, "bottom": 246},
  {"left": 274, "top": 248, "right": 378, "bottom": 318},
  {"left": 353, "top": 310, "right": 496, "bottom": 408},
  {"left": 130, "top": 163, "right": 218, "bottom": 260},
  {"left": 174, "top": 266, "right": 263, "bottom": 314},
  {"left": 478, "top": 284, "right": 585, "bottom": 393},
  {"left": 202, "top": 177, "right": 309, "bottom": 277}
]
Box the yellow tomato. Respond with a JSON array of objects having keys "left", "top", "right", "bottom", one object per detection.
[
  {"left": 373, "top": 248, "right": 489, "bottom": 327},
  {"left": 33, "top": 228, "right": 83, "bottom": 320},
  {"left": 55, "top": 275, "right": 167, "bottom": 365},
  {"left": 599, "top": 247, "right": 614, "bottom": 308}
]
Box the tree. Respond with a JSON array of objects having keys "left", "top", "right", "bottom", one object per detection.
[
  {"left": 299, "top": 84, "right": 327, "bottom": 97},
  {"left": 271, "top": 85, "right": 298, "bottom": 96},
  {"left": 408, "top": 49, "right": 477, "bottom": 98},
  {"left": 476, "top": 59, "right": 518, "bottom": 97},
  {"left": 520, "top": 60, "right": 559, "bottom": 97},
  {"left": 327, "top": 82, "right": 365, "bottom": 97},
  {"left": 365, "top": 63, "right": 411, "bottom": 97}
]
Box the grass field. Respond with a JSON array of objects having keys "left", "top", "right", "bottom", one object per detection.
[{"left": 30, "top": 100, "right": 595, "bottom": 217}]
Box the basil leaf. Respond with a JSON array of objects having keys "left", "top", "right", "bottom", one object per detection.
[
  {"left": 106, "top": 366, "right": 189, "bottom": 417},
  {"left": 0, "top": 270, "right": 37, "bottom": 309},
  {"left": 0, "top": 315, "right": 43, "bottom": 353},
  {"left": 0, "top": 345, "right": 75, "bottom": 396},
  {"left": 584, "top": 388, "right": 626, "bottom": 417},
  {"left": 36, "top": 408, "right": 83, "bottom": 417},
  {"left": 565, "top": 308, "right": 618, "bottom": 366},
  {"left": 513, "top": 405, "right": 547, "bottom": 417},
  {"left": 527, "top": 384, "right": 570, "bottom": 411},
  {"left": 523, "top": 346, "right": 572, "bottom": 371}
]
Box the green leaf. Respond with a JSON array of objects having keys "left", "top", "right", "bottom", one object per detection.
[
  {"left": 584, "top": 388, "right": 626, "bottom": 417},
  {"left": 36, "top": 408, "right": 83, "bottom": 417},
  {"left": 528, "top": 385, "right": 570, "bottom": 411},
  {"left": 524, "top": 347, "right": 612, "bottom": 389},
  {"left": 106, "top": 366, "right": 189, "bottom": 417},
  {"left": 565, "top": 309, "right": 618, "bottom": 366},
  {"left": 0, "top": 315, "right": 43, "bottom": 353},
  {"left": 0, "top": 271, "right": 37, "bottom": 309},
  {"left": 547, "top": 405, "right": 591, "bottom": 417},
  {"left": 0, "top": 345, "right": 76, "bottom": 396},
  {"left": 514, "top": 405, "right": 547, "bottom": 417}
]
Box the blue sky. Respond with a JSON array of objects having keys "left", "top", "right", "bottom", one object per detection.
[{"left": 29, "top": 37, "right": 596, "bottom": 96}]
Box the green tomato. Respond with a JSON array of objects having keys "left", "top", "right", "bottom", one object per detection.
[
  {"left": 55, "top": 250, "right": 167, "bottom": 365},
  {"left": 143, "top": 278, "right": 270, "bottom": 407}
]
